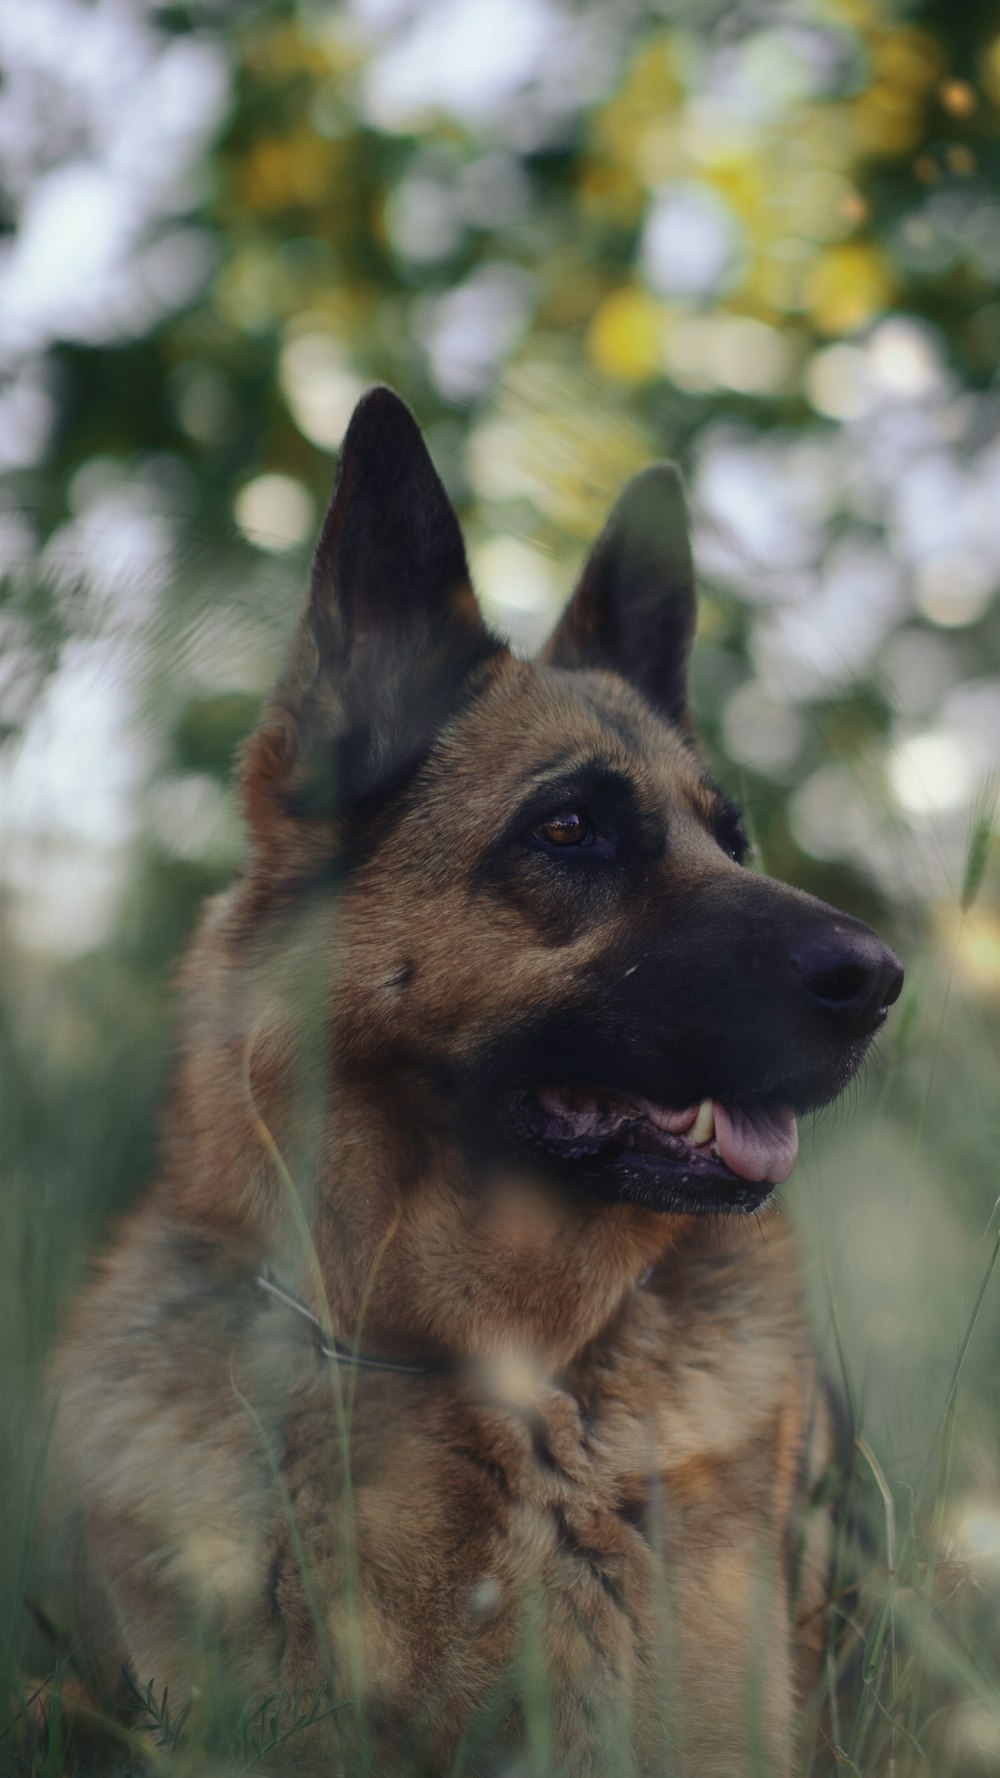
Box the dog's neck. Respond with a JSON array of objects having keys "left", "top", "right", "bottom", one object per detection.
[
  {"left": 167, "top": 904, "right": 684, "bottom": 1372},
  {"left": 307, "top": 1069, "right": 685, "bottom": 1372}
]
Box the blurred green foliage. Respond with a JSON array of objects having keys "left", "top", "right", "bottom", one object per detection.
[
  {"left": 1, "top": 0, "right": 999, "bottom": 1771},
  {"left": 3, "top": 0, "right": 1000, "bottom": 921}
]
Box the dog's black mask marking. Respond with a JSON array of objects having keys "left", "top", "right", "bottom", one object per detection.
[{"left": 457, "top": 798, "right": 902, "bottom": 1217}]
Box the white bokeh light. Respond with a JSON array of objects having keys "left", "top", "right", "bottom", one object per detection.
[
  {"left": 722, "top": 679, "right": 805, "bottom": 776},
  {"left": 0, "top": 4, "right": 230, "bottom": 363},
  {"left": 360, "top": 0, "right": 582, "bottom": 132},
  {"left": 694, "top": 426, "right": 844, "bottom": 589},
  {"left": 753, "top": 542, "right": 904, "bottom": 700},
  {"left": 888, "top": 731, "right": 974, "bottom": 817},
  {"left": 805, "top": 343, "right": 872, "bottom": 421},
  {"left": 280, "top": 330, "right": 367, "bottom": 452},
  {"left": 471, "top": 534, "right": 561, "bottom": 650},
  {"left": 234, "top": 475, "right": 316, "bottom": 554},
  {"left": 914, "top": 553, "right": 995, "bottom": 629},
  {"left": 418, "top": 263, "right": 534, "bottom": 401},
  {"left": 0, "top": 637, "right": 143, "bottom": 953},
  {"left": 788, "top": 764, "right": 875, "bottom": 864},
  {"left": 665, "top": 315, "right": 791, "bottom": 397},
  {"left": 868, "top": 316, "right": 944, "bottom": 400},
  {"left": 642, "top": 181, "right": 743, "bottom": 300}
]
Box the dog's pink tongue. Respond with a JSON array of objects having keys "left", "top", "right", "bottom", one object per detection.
[{"left": 713, "top": 1103, "right": 798, "bottom": 1185}]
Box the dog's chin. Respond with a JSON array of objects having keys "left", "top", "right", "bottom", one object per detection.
[
  {"left": 493, "top": 1084, "right": 800, "bottom": 1217},
  {"left": 545, "top": 1146, "right": 777, "bottom": 1217}
]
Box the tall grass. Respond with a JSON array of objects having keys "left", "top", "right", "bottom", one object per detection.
[{"left": 2, "top": 789, "right": 998, "bottom": 1778}]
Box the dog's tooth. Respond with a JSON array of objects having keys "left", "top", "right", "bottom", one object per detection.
[{"left": 689, "top": 1099, "right": 715, "bottom": 1146}]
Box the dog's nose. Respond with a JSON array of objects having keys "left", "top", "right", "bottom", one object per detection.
[{"left": 791, "top": 928, "right": 904, "bottom": 1031}]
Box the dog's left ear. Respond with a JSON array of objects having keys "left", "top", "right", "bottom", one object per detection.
[
  {"left": 540, "top": 464, "right": 696, "bottom": 729},
  {"left": 307, "top": 384, "right": 485, "bottom": 663},
  {"left": 243, "top": 388, "right": 501, "bottom": 838}
]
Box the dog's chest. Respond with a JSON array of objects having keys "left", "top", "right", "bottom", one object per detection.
[
  {"left": 290, "top": 1309, "right": 747, "bottom": 1723},
  {"left": 270, "top": 1266, "right": 803, "bottom": 1772},
  {"left": 321, "top": 1361, "right": 661, "bottom": 1759}
]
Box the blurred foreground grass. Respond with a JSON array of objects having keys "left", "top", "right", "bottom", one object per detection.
[
  {"left": 3, "top": 0, "right": 1000, "bottom": 1767},
  {"left": 1, "top": 790, "right": 998, "bottom": 1776}
]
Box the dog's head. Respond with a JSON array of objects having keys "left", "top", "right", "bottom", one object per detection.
[{"left": 237, "top": 387, "right": 901, "bottom": 1249}]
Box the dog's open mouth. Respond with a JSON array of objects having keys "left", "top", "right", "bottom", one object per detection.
[{"left": 495, "top": 1085, "right": 798, "bottom": 1215}]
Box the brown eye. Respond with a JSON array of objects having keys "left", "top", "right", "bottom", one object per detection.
[{"left": 537, "top": 808, "right": 593, "bottom": 847}]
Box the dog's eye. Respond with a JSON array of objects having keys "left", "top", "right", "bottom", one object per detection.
[
  {"left": 713, "top": 802, "right": 751, "bottom": 865},
  {"left": 720, "top": 822, "right": 751, "bottom": 865},
  {"left": 536, "top": 808, "right": 594, "bottom": 848}
]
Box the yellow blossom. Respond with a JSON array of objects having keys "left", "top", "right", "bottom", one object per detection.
[
  {"left": 587, "top": 288, "right": 667, "bottom": 382},
  {"left": 805, "top": 242, "right": 892, "bottom": 334}
]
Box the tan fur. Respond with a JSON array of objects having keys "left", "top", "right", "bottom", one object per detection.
[{"left": 52, "top": 424, "right": 841, "bottom": 1776}]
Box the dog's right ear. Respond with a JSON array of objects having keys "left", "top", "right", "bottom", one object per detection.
[
  {"left": 242, "top": 387, "right": 501, "bottom": 844},
  {"left": 539, "top": 463, "right": 696, "bottom": 731}
]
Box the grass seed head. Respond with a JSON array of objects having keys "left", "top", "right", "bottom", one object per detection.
[{"left": 960, "top": 774, "right": 999, "bottom": 914}]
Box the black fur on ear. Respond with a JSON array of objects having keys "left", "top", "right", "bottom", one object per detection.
[
  {"left": 247, "top": 387, "right": 503, "bottom": 832},
  {"left": 308, "top": 385, "right": 480, "bottom": 653},
  {"left": 540, "top": 464, "right": 696, "bottom": 729}
]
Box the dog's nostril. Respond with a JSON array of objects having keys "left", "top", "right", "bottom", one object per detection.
[
  {"left": 793, "top": 931, "right": 904, "bottom": 1026},
  {"left": 882, "top": 959, "right": 905, "bottom": 1009},
  {"left": 805, "top": 961, "right": 871, "bottom": 1010}
]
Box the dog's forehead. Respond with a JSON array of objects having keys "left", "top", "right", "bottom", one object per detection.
[{"left": 432, "top": 657, "right": 714, "bottom": 818}]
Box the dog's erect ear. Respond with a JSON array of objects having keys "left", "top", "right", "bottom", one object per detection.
[
  {"left": 540, "top": 464, "right": 696, "bottom": 728},
  {"left": 244, "top": 388, "right": 501, "bottom": 837},
  {"left": 307, "top": 385, "right": 483, "bottom": 656}
]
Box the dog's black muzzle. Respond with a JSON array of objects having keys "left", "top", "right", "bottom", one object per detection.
[{"left": 470, "top": 871, "right": 903, "bottom": 1130}]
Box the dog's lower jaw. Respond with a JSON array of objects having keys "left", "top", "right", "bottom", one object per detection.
[{"left": 307, "top": 1131, "right": 687, "bottom": 1373}]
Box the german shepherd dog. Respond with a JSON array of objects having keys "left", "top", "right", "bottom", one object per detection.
[{"left": 53, "top": 389, "right": 903, "bottom": 1776}]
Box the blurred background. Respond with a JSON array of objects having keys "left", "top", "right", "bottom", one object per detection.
[{"left": 1, "top": 0, "right": 999, "bottom": 1769}]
